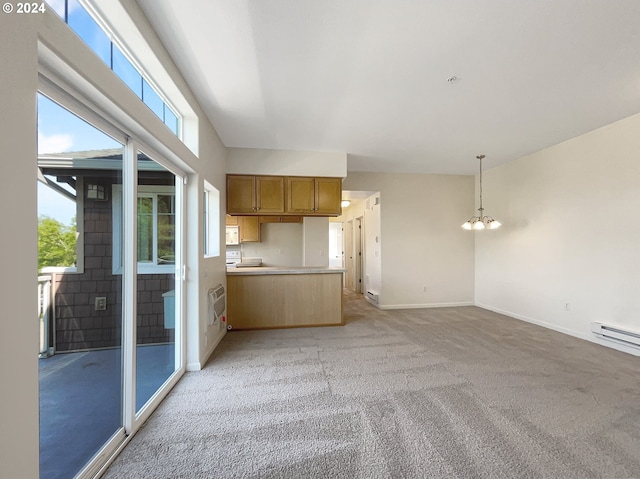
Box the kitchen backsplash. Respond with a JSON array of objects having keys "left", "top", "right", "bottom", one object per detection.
[{"left": 241, "top": 223, "right": 303, "bottom": 267}]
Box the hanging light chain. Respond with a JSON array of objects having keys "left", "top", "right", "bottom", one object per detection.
[{"left": 477, "top": 154, "right": 485, "bottom": 215}]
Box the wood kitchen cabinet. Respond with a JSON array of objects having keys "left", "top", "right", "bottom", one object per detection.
[
  {"left": 285, "top": 176, "right": 342, "bottom": 215},
  {"left": 259, "top": 215, "right": 302, "bottom": 223},
  {"left": 227, "top": 175, "right": 284, "bottom": 215},
  {"left": 226, "top": 270, "right": 344, "bottom": 329},
  {"left": 238, "top": 216, "right": 260, "bottom": 242},
  {"left": 226, "top": 215, "right": 260, "bottom": 242}
]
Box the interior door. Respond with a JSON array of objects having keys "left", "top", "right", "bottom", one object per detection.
[{"left": 355, "top": 217, "right": 363, "bottom": 294}]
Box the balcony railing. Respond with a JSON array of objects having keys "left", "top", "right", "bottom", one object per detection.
[{"left": 38, "top": 275, "right": 53, "bottom": 358}]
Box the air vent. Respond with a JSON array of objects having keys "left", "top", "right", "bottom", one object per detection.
[{"left": 208, "top": 284, "right": 225, "bottom": 329}]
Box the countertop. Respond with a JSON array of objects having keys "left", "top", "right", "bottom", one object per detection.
[{"left": 226, "top": 266, "right": 346, "bottom": 275}]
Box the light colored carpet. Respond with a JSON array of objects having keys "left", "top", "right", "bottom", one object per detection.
[{"left": 103, "top": 291, "right": 640, "bottom": 478}]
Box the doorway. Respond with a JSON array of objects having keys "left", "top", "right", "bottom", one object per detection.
[{"left": 329, "top": 222, "right": 344, "bottom": 268}]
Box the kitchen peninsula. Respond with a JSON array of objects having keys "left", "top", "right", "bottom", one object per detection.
[{"left": 226, "top": 267, "right": 345, "bottom": 330}]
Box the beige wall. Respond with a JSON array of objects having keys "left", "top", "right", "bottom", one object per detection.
[
  {"left": 0, "top": 12, "right": 40, "bottom": 479},
  {"left": 241, "top": 223, "right": 304, "bottom": 266},
  {"left": 303, "top": 217, "right": 330, "bottom": 267},
  {"left": 227, "top": 147, "right": 347, "bottom": 177},
  {"left": 476, "top": 112, "right": 640, "bottom": 354},
  {"left": 343, "top": 172, "right": 475, "bottom": 308}
]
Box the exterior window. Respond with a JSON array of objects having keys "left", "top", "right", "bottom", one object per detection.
[
  {"left": 113, "top": 186, "right": 175, "bottom": 274},
  {"left": 47, "top": 0, "right": 181, "bottom": 137},
  {"left": 67, "top": 0, "right": 111, "bottom": 66},
  {"left": 203, "top": 181, "right": 220, "bottom": 258},
  {"left": 112, "top": 45, "right": 143, "bottom": 98}
]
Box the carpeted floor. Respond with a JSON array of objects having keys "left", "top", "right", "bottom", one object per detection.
[{"left": 103, "top": 292, "right": 640, "bottom": 479}]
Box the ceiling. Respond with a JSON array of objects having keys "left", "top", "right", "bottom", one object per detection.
[{"left": 136, "top": 0, "right": 640, "bottom": 175}]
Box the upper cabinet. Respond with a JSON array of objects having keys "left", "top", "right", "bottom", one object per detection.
[
  {"left": 228, "top": 174, "right": 342, "bottom": 216},
  {"left": 227, "top": 175, "right": 285, "bottom": 214},
  {"left": 286, "top": 176, "right": 342, "bottom": 215}
]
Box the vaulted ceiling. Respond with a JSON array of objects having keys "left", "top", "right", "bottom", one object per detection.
[{"left": 136, "top": 0, "right": 640, "bottom": 174}]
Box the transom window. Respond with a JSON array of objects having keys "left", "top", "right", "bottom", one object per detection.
[{"left": 47, "top": 0, "right": 180, "bottom": 136}]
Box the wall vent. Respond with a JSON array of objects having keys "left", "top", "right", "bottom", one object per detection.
[
  {"left": 591, "top": 322, "right": 640, "bottom": 349},
  {"left": 208, "top": 284, "right": 226, "bottom": 329}
]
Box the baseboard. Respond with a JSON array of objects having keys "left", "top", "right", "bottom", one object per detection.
[
  {"left": 379, "top": 301, "right": 474, "bottom": 310},
  {"left": 476, "top": 302, "right": 640, "bottom": 357},
  {"left": 186, "top": 362, "right": 202, "bottom": 372},
  {"left": 191, "top": 329, "right": 227, "bottom": 371}
]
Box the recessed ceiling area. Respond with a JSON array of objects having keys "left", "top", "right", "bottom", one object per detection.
[{"left": 136, "top": 0, "right": 640, "bottom": 175}]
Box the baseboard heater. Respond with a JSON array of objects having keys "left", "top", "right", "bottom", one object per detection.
[
  {"left": 591, "top": 322, "right": 640, "bottom": 349},
  {"left": 366, "top": 291, "right": 379, "bottom": 304}
]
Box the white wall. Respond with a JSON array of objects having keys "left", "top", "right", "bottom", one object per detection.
[
  {"left": 241, "top": 223, "right": 303, "bottom": 266},
  {"left": 343, "top": 172, "right": 475, "bottom": 308},
  {"left": 476, "top": 112, "right": 640, "bottom": 353},
  {"left": 227, "top": 147, "right": 347, "bottom": 177},
  {"left": 302, "top": 217, "right": 330, "bottom": 267},
  {"left": 363, "top": 194, "right": 383, "bottom": 301}
]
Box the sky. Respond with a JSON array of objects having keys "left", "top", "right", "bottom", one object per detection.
[{"left": 38, "top": 93, "right": 122, "bottom": 224}]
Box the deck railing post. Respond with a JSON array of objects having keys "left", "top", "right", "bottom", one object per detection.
[{"left": 38, "top": 275, "right": 54, "bottom": 358}]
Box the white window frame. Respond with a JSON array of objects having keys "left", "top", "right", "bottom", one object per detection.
[{"left": 113, "top": 184, "right": 176, "bottom": 274}]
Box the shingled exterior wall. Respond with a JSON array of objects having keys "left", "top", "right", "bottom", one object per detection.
[{"left": 52, "top": 176, "right": 175, "bottom": 352}]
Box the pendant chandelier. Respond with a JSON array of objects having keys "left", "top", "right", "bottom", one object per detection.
[{"left": 462, "top": 154, "right": 501, "bottom": 230}]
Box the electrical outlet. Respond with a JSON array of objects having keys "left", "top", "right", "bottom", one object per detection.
[
  {"left": 423, "top": 286, "right": 428, "bottom": 292},
  {"left": 564, "top": 302, "right": 571, "bottom": 311},
  {"left": 95, "top": 297, "right": 107, "bottom": 311}
]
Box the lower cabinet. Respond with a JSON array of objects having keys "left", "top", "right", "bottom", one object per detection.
[{"left": 226, "top": 272, "right": 344, "bottom": 329}]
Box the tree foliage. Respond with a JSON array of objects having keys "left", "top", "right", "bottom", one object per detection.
[{"left": 38, "top": 216, "right": 77, "bottom": 270}]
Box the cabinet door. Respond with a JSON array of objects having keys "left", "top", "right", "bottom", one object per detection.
[
  {"left": 256, "top": 176, "right": 285, "bottom": 213},
  {"left": 279, "top": 216, "right": 302, "bottom": 223},
  {"left": 286, "top": 177, "right": 315, "bottom": 213},
  {"left": 227, "top": 175, "right": 256, "bottom": 214},
  {"left": 315, "top": 177, "right": 342, "bottom": 215},
  {"left": 239, "top": 216, "right": 260, "bottom": 242},
  {"left": 225, "top": 215, "right": 238, "bottom": 226}
]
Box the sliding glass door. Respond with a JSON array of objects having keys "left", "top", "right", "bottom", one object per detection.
[
  {"left": 134, "top": 152, "right": 181, "bottom": 413},
  {"left": 37, "top": 90, "right": 183, "bottom": 479}
]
